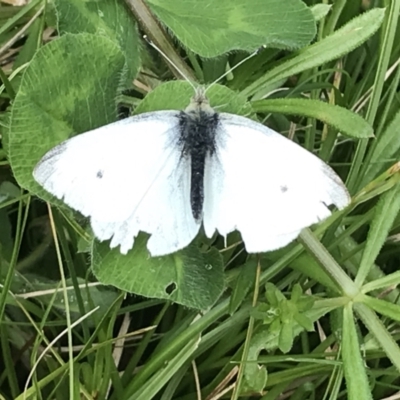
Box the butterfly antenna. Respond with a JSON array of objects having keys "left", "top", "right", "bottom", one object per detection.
[
  {"left": 143, "top": 35, "right": 197, "bottom": 92},
  {"left": 205, "top": 46, "right": 266, "bottom": 93}
]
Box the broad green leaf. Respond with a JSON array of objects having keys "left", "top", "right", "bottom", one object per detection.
[
  {"left": 243, "top": 8, "right": 385, "bottom": 99},
  {"left": 342, "top": 304, "right": 373, "bottom": 400},
  {"left": 355, "top": 183, "right": 400, "bottom": 286},
  {"left": 8, "top": 34, "right": 125, "bottom": 197},
  {"left": 252, "top": 98, "right": 373, "bottom": 139},
  {"left": 146, "top": 0, "right": 316, "bottom": 57},
  {"left": 55, "top": 0, "right": 140, "bottom": 83},
  {"left": 92, "top": 236, "right": 224, "bottom": 310}
]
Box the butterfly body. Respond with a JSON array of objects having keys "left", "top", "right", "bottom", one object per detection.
[{"left": 178, "top": 91, "right": 218, "bottom": 220}]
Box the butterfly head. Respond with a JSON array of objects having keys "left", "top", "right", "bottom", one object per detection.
[{"left": 185, "top": 87, "right": 215, "bottom": 116}]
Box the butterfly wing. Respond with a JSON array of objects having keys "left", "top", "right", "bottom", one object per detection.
[
  {"left": 203, "top": 113, "right": 350, "bottom": 252},
  {"left": 33, "top": 111, "right": 200, "bottom": 256}
]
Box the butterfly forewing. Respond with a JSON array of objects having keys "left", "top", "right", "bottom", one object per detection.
[
  {"left": 33, "top": 111, "right": 200, "bottom": 255},
  {"left": 202, "top": 113, "right": 350, "bottom": 253}
]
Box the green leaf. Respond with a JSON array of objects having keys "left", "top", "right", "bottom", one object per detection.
[
  {"left": 134, "top": 336, "right": 200, "bottom": 400},
  {"left": 290, "top": 283, "right": 302, "bottom": 302},
  {"left": 242, "top": 357, "right": 268, "bottom": 394},
  {"left": 361, "top": 109, "right": 400, "bottom": 188},
  {"left": 146, "top": 0, "right": 316, "bottom": 57},
  {"left": 293, "top": 312, "right": 314, "bottom": 332},
  {"left": 229, "top": 259, "right": 257, "bottom": 314},
  {"left": 311, "top": 4, "right": 332, "bottom": 22},
  {"left": 287, "top": 251, "right": 340, "bottom": 293},
  {"left": 342, "top": 304, "right": 373, "bottom": 400},
  {"left": 296, "top": 296, "right": 314, "bottom": 312},
  {"left": 92, "top": 236, "right": 225, "bottom": 310},
  {"left": 13, "top": 18, "right": 42, "bottom": 71},
  {"left": 33, "top": 278, "right": 119, "bottom": 321},
  {"left": 355, "top": 183, "right": 400, "bottom": 286},
  {"left": 255, "top": 284, "right": 315, "bottom": 353},
  {"left": 360, "top": 295, "right": 400, "bottom": 324},
  {"left": 243, "top": 8, "right": 386, "bottom": 98},
  {"left": 0, "top": 182, "right": 21, "bottom": 262},
  {"left": 299, "top": 229, "right": 359, "bottom": 298},
  {"left": 270, "top": 318, "right": 281, "bottom": 334},
  {"left": 362, "top": 271, "right": 400, "bottom": 294},
  {"left": 355, "top": 302, "right": 400, "bottom": 373},
  {"left": 8, "top": 34, "right": 126, "bottom": 197},
  {"left": 244, "top": 325, "right": 270, "bottom": 393},
  {"left": 265, "top": 282, "right": 285, "bottom": 304},
  {"left": 55, "top": 0, "right": 140, "bottom": 83},
  {"left": 252, "top": 303, "right": 277, "bottom": 323},
  {"left": 279, "top": 319, "right": 294, "bottom": 353},
  {"left": 251, "top": 98, "right": 373, "bottom": 139},
  {"left": 0, "top": 181, "right": 21, "bottom": 202},
  {"left": 0, "top": 209, "right": 13, "bottom": 263},
  {"left": 244, "top": 298, "right": 338, "bottom": 391}
]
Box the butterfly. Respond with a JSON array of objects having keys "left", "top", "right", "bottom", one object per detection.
[{"left": 33, "top": 87, "right": 350, "bottom": 256}]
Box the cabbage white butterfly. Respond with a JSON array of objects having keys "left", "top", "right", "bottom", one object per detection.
[{"left": 33, "top": 86, "right": 350, "bottom": 256}]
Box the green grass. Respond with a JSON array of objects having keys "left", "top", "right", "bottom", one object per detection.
[{"left": 1, "top": 0, "right": 400, "bottom": 399}]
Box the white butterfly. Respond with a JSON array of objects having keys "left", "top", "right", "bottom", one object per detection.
[{"left": 33, "top": 87, "right": 350, "bottom": 256}]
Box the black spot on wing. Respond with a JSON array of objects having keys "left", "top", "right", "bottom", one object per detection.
[
  {"left": 96, "top": 170, "right": 104, "bottom": 179},
  {"left": 280, "top": 185, "right": 288, "bottom": 193}
]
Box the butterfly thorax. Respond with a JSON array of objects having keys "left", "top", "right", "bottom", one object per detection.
[{"left": 178, "top": 92, "right": 219, "bottom": 221}]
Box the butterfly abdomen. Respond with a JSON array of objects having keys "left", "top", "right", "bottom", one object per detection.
[{"left": 178, "top": 109, "right": 219, "bottom": 220}]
